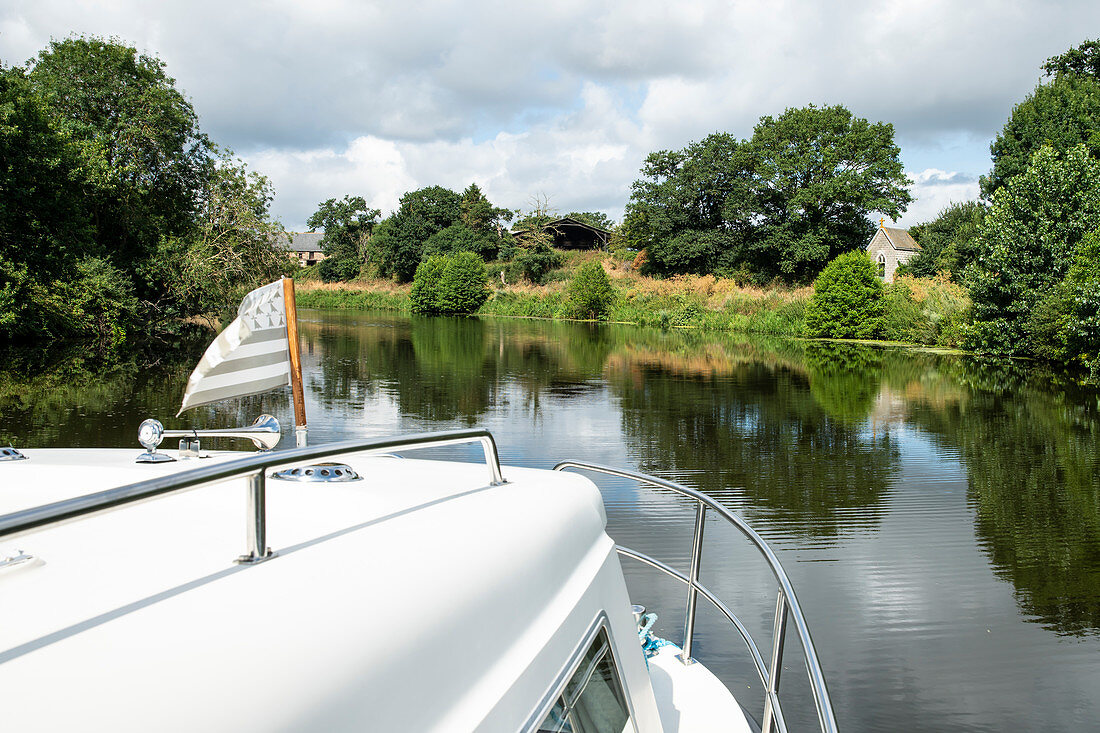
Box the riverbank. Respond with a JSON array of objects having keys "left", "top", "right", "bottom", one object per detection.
[
  {"left": 297, "top": 274, "right": 810, "bottom": 336},
  {"left": 294, "top": 251, "right": 969, "bottom": 346}
]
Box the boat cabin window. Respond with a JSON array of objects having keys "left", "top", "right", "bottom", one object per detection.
[{"left": 536, "top": 629, "right": 630, "bottom": 733}]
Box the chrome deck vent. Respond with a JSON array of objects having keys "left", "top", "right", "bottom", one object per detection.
[
  {"left": 1, "top": 447, "right": 27, "bottom": 462},
  {"left": 271, "top": 463, "right": 362, "bottom": 483}
]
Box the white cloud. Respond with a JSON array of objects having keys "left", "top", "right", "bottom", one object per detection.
[
  {"left": 891, "top": 169, "right": 981, "bottom": 227},
  {"left": 2, "top": 0, "right": 1096, "bottom": 228}
]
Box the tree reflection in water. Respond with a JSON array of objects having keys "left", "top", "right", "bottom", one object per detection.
[
  {"left": 3, "top": 311, "right": 1100, "bottom": 636},
  {"left": 608, "top": 335, "right": 898, "bottom": 540}
]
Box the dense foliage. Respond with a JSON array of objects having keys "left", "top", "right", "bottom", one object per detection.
[
  {"left": 902, "top": 201, "right": 987, "bottom": 280},
  {"left": 409, "top": 252, "right": 489, "bottom": 315},
  {"left": 965, "top": 145, "right": 1100, "bottom": 356},
  {"left": 623, "top": 105, "right": 912, "bottom": 283},
  {"left": 367, "top": 184, "right": 512, "bottom": 282},
  {"left": 805, "top": 252, "right": 884, "bottom": 339},
  {"left": 566, "top": 261, "right": 615, "bottom": 320},
  {"left": 981, "top": 74, "right": 1100, "bottom": 198},
  {"left": 308, "top": 196, "right": 379, "bottom": 282},
  {"left": 1, "top": 37, "right": 288, "bottom": 345}
]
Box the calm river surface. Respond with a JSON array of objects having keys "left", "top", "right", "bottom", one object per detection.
[{"left": 4, "top": 308, "right": 1100, "bottom": 731}]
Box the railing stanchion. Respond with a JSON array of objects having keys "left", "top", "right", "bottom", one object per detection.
[
  {"left": 762, "top": 591, "right": 788, "bottom": 733},
  {"left": 553, "top": 461, "right": 838, "bottom": 733},
  {"left": 237, "top": 469, "right": 274, "bottom": 564},
  {"left": 679, "top": 500, "right": 706, "bottom": 665}
]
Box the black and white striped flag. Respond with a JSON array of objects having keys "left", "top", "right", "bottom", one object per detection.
[{"left": 177, "top": 280, "right": 291, "bottom": 415}]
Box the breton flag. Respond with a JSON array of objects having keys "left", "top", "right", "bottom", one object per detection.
[{"left": 177, "top": 280, "right": 293, "bottom": 415}]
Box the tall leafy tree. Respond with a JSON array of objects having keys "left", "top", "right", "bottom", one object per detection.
[
  {"left": 170, "top": 153, "right": 290, "bottom": 313},
  {"left": 983, "top": 39, "right": 1100, "bottom": 198},
  {"left": 966, "top": 144, "right": 1100, "bottom": 356},
  {"left": 370, "top": 186, "right": 462, "bottom": 282},
  {"left": 982, "top": 75, "right": 1100, "bottom": 197},
  {"left": 307, "top": 196, "right": 380, "bottom": 282},
  {"left": 27, "top": 36, "right": 214, "bottom": 280},
  {"left": 622, "top": 132, "right": 752, "bottom": 275},
  {"left": 748, "top": 105, "right": 912, "bottom": 282},
  {"left": 0, "top": 64, "right": 97, "bottom": 339},
  {"left": 1043, "top": 38, "right": 1100, "bottom": 80},
  {"left": 459, "top": 183, "right": 511, "bottom": 232}
]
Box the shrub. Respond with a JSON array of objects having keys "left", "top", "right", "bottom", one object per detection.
[
  {"left": 410, "top": 256, "right": 447, "bottom": 314},
  {"left": 567, "top": 260, "right": 615, "bottom": 320},
  {"left": 317, "top": 255, "right": 360, "bottom": 282},
  {"left": 881, "top": 281, "right": 927, "bottom": 342},
  {"left": 438, "top": 252, "right": 490, "bottom": 315},
  {"left": 411, "top": 252, "right": 488, "bottom": 316},
  {"left": 805, "top": 251, "right": 884, "bottom": 338},
  {"left": 512, "top": 242, "right": 564, "bottom": 284}
]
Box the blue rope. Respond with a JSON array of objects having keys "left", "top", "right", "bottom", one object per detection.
[{"left": 637, "top": 612, "right": 680, "bottom": 666}]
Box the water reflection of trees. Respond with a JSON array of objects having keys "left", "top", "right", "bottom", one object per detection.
[
  {"left": 10, "top": 311, "right": 1100, "bottom": 635},
  {"left": 0, "top": 341, "right": 210, "bottom": 447},
  {"left": 300, "top": 312, "right": 613, "bottom": 424},
  {"left": 903, "top": 360, "right": 1100, "bottom": 635},
  {"left": 607, "top": 335, "right": 898, "bottom": 539}
]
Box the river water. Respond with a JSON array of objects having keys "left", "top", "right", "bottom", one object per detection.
[{"left": 3, "top": 309, "right": 1099, "bottom": 731}]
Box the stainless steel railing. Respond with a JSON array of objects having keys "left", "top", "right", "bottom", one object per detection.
[
  {"left": 553, "top": 461, "right": 838, "bottom": 733},
  {"left": 0, "top": 429, "right": 505, "bottom": 558}
]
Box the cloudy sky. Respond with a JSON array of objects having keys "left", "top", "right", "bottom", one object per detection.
[{"left": 2, "top": 0, "right": 1098, "bottom": 231}]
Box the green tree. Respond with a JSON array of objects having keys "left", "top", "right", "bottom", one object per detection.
[
  {"left": 966, "top": 145, "right": 1100, "bottom": 356},
  {"left": 1060, "top": 230, "right": 1100, "bottom": 380},
  {"left": 805, "top": 251, "right": 885, "bottom": 339},
  {"left": 622, "top": 132, "right": 752, "bottom": 276},
  {"left": 1043, "top": 38, "right": 1100, "bottom": 80},
  {"left": 308, "top": 195, "right": 380, "bottom": 282},
  {"left": 3, "top": 38, "right": 288, "bottom": 344},
  {"left": 981, "top": 74, "right": 1100, "bottom": 197},
  {"left": 0, "top": 65, "right": 92, "bottom": 277},
  {"left": 567, "top": 260, "right": 615, "bottom": 320},
  {"left": 370, "top": 186, "right": 462, "bottom": 282},
  {"left": 168, "top": 153, "right": 290, "bottom": 314},
  {"left": 904, "top": 201, "right": 987, "bottom": 280},
  {"left": 27, "top": 36, "right": 214, "bottom": 282},
  {"left": 459, "top": 183, "right": 511, "bottom": 233},
  {"left": 423, "top": 222, "right": 507, "bottom": 261},
  {"left": 622, "top": 107, "right": 911, "bottom": 282},
  {"left": 438, "top": 252, "right": 490, "bottom": 315},
  {"left": 749, "top": 105, "right": 912, "bottom": 282}
]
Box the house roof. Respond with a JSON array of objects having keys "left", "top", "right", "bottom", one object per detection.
[
  {"left": 276, "top": 232, "right": 325, "bottom": 252},
  {"left": 880, "top": 227, "right": 921, "bottom": 252}
]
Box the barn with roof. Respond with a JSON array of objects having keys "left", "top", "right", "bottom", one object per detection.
[
  {"left": 511, "top": 217, "right": 612, "bottom": 250},
  {"left": 277, "top": 232, "right": 326, "bottom": 267},
  {"left": 866, "top": 223, "right": 921, "bottom": 283}
]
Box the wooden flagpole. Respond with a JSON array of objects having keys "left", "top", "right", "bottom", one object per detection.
[{"left": 282, "top": 277, "right": 308, "bottom": 447}]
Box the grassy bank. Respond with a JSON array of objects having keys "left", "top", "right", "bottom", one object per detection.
[
  {"left": 294, "top": 251, "right": 968, "bottom": 346},
  {"left": 295, "top": 259, "right": 812, "bottom": 338}
]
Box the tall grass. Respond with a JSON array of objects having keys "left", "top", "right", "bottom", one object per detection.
[{"left": 295, "top": 280, "right": 410, "bottom": 312}]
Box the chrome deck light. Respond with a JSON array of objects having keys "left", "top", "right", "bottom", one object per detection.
[{"left": 135, "top": 419, "right": 174, "bottom": 464}]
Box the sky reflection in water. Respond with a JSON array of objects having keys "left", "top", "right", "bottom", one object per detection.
[{"left": 2, "top": 309, "right": 1099, "bottom": 731}]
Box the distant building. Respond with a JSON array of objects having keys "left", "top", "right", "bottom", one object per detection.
[
  {"left": 866, "top": 222, "right": 920, "bottom": 283},
  {"left": 511, "top": 217, "right": 612, "bottom": 250},
  {"left": 277, "top": 232, "right": 326, "bottom": 267}
]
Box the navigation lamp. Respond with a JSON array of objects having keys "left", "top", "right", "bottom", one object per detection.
[{"left": 138, "top": 419, "right": 164, "bottom": 450}]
